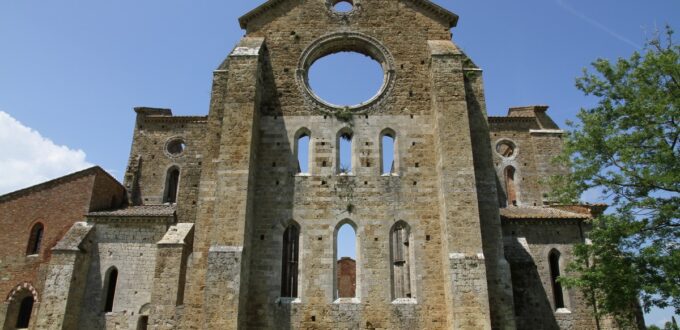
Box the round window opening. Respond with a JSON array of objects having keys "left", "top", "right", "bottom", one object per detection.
[
  {"left": 496, "top": 140, "right": 516, "bottom": 158},
  {"left": 167, "top": 139, "right": 186, "bottom": 156},
  {"left": 307, "top": 51, "right": 384, "bottom": 107},
  {"left": 333, "top": 0, "right": 354, "bottom": 12}
]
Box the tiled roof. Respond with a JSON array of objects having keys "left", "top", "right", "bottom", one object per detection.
[
  {"left": 500, "top": 206, "right": 591, "bottom": 220},
  {"left": 88, "top": 205, "right": 176, "bottom": 218}
]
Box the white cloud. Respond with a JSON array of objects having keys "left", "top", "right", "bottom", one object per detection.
[{"left": 0, "top": 111, "right": 93, "bottom": 195}]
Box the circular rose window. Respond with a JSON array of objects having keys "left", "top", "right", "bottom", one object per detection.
[
  {"left": 307, "top": 51, "right": 384, "bottom": 107},
  {"left": 166, "top": 138, "right": 186, "bottom": 156},
  {"left": 297, "top": 32, "right": 396, "bottom": 114},
  {"left": 496, "top": 140, "right": 517, "bottom": 158}
]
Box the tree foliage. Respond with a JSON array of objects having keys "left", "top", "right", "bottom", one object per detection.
[{"left": 552, "top": 26, "right": 680, "bottom": 328}]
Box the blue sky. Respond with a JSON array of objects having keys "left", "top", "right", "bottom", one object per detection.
[{"left": 0, "top": 0, "right": 678, "bottom": 325}]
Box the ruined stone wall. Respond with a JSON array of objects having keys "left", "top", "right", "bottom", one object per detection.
[
  {"left": 489, "top": 114, "right": 566, "bottom": 208},
  {"left": 124, "top": 109, "right": 207, "bottom": 223},
  {"left": 78, "top": 221, "right": 168, "bottom": 330},
  {"left": 216, "top": 1, "right": 502, "bottom": 329},
  {"left": 503, "top": 220, "right": 597, "bottom": 330}
]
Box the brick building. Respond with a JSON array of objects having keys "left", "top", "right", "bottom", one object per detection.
[
  {"left": 0, "top": 1, "right": 617, "bottom": 329},
  {"left": 0, "top": 167, "right": 125, "bottom": 329}
]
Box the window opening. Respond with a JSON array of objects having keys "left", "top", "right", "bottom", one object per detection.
[
  {"left": 336, "top": 223, "right": 357, "bottom": 298},
  {"left": 167, "top": 139, "right": 186, "bottom": 156},
  {"left": 137, "top": 316, "right": 149, "bottom": 330},
  {"left": 26, "top": 223, "right": 44, "bottom": 255},
  {"left": 549, "top": 250, "right": 565, "bottom": 309},
  {"left": 381, "top": 131, "right": 396, "bottom": 175},
  {"left": 281, "top": 224, "right": 300, "bottom": 298},
  {"left": 338, "top": 132, "right": 353, "bottom": 174},
  {"left": 104, "top": 268, "right": 118, "bottom": 313},
  {"left": 296, "top": 133, "right": 310, "bottom": 174},
  {"left": 505, "top": 166, "right": 518, "bottom": 206},
  {"left": 333, "top": 0, "right": 354, "bottom": 12},
  {"left": 308, "top": 52, "right": 383, "bottom": 106},
  {"left": 16, "top": 296, "right": 34, "bottom": 328},
  {"left": 496, "top": 141, "right": 516, "bottom": 158},
  {"left": 391, "top": 222, "right": 413, "bottom": 299},
  {"left": 164, "top": 167, "right": 180, "bottom": 204}
]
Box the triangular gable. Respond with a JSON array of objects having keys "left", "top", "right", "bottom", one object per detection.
[{"left": 239, "top": 0, "right": 459, "bottom": 30}]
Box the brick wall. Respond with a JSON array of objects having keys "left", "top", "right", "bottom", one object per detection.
[{"left": 0, "top": 167, "right": 124, "bottom": 329}]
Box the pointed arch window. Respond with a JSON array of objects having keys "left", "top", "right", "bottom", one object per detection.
[
  {"left": 391, "top": 221, "right": 414, "bottom": 299},
  {"left": 164, "top": 167, "right": 180, "bottom": 204},
  {"left": 504, "top": 166, "right": 518, "bottom": 206},
  {"left": 104, "top": 267, "right": 118, "bottom": 313},
  {"left": 334, "top": 221, "right": 358, "bottom": 299},
  {"left": 338, "top": 130, "right": 353, "bottom": 174},
  {"left": 549, "top": 250, "right": 565, "bottom": 309},
  {"left": 295, "top": 129, "right": 311, "bottom": 174},
  {"left": 26, "top": 223, "right": 44, "bottom": 255},
  {"left": 281, "top": 223, "right": 300, "bottom": 298},
  {"left": 381, "top": 129, "right": 396, "bottom": 175}
]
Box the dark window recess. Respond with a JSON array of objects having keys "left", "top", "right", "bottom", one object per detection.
[
  {"left": 549, "top": 251, "right": 565, "bottom": 309},
  {"left": 164, "top": 168, "right": 180, "bottom": 204},
  {"left": 16, "top": 296, "right": 34, "bottom": 328},
  {"left": 137, "top": 316, "right": 149, "bottom": 330},
  {"left": 104, "top": 268, "right": 118, "bottom": 313},
  {"left": 281, "top": 225, "right": 300, "bottom": 298},
  {"left": 26, "top": 223, "right": 44, "bottom": 255}
]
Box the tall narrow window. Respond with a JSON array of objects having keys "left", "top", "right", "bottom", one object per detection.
[
  {"left": 391, "top": 221, "right": 413, "bottom": 299},
  {"left": 104, "top": 267, "right": 118, "bottom": 313},
  {"left": 381, "top": 129, "right": 396, "bottom": 175},
  {"left": 26, "top": 223, "right": 44, "bottom": 255},
  {"left": 505, "top": 166, "right": 518, "bottom": 206},
  {"left": 338, "top": 130, "right": 353, "bottom": 174},
  {"left": 164, "top": 167, "right": 180, "bottom": 204},
  {"left": 335, "top": 221, "right": 357, "bottom": 299},
  {"left": 296, "top": 130, "right": 310, "bottom": 174},
  {"left": 16, "top": 296, "right": 34, "bottom": 328},
  {"left": 549, "top": 250, "right": 565, "bottom": 309},
  {"left": 281, "top": 224, "right": 300, "bottom": 298}
]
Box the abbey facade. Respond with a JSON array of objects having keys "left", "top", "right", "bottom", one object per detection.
[{"left": 0, "top": 1, "right": 611, "bottom": 329}]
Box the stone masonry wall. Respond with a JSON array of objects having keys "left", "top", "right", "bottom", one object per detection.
[
  {"left": 124, "top": 109, "right": 207, "bottom": 223},
  {"left": 78, "top": 221, "right": 168, "bottom": 330},
  {"left": 503, "top": 220, "right": 597, "bottom": 330}
]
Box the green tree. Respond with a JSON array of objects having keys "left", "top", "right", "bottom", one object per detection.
[{"left": 552, "top": 26, "right": 679, "bottom": 329}]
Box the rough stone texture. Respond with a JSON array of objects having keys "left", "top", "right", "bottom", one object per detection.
[{"left": 1, "top": 1, "right": 623, "bottom": 329}]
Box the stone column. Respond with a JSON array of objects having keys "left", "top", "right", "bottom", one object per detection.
[
  {"left": 201, "top": 37, "right": 265, "bottom": 330},
  {"left": 428, "top": 40, "right": 492, "bottom": 330},
  {"left": 34, "top": 222, "right": 93, "bottom": 330},
  {"left": 464, "top": 59, "right": 517, "bottom": 330},
  {"left": 149, "top": 223, "right": 194, "bottom": 330}
]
